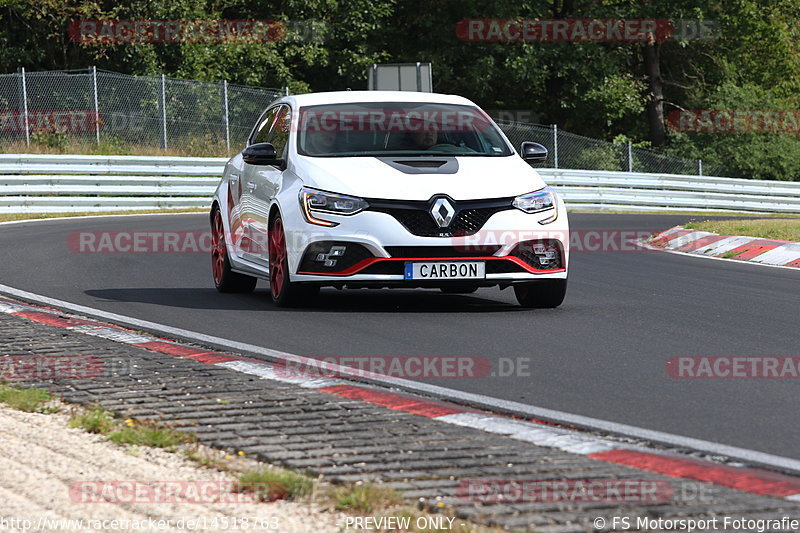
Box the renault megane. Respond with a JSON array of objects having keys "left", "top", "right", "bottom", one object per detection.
[{"left": 210, "top": 91, "right": 569, "bottom": 307}]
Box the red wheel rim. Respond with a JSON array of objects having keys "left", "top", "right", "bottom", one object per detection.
[
  {"left": 211, "top": 210, "right": 226, "bottom": 285},
  {"left": 269, "top": 217, "right": 287, "bottom": 299}
]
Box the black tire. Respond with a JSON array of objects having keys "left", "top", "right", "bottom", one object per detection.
[
  {"left": 211, "top": 208, "right": 257, "bottom": 293},
  {"left": 439, "top": 285, "right": 479, "bottom": 294},
  {"left": 514, "top": 279, "right": 567, "bottom": 308},
  {"left": 268, "top": 214, "right": 319, "bottom": 307}
]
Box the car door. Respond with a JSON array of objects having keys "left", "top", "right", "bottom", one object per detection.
[
  {"left": 244, "top": 104, "right": 292, "bottom": 264},
  {"left": 252, "top": 103, "right": 290, "bottom": 203},
  {"left": 239, "top": 106, "right": 281, "bottom": 264},
  {"left": 223, "top": 156, "right": 246, "bottom": 258}
]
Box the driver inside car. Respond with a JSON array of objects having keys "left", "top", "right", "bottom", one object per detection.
[{"left": 411, "top": 128, "right": 438, "bottom": 149}]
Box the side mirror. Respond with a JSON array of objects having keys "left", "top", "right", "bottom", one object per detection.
[
  {"left": 243, "top": 142, "right": 284, "bottom": 168},
  {"left": 520, "top": 142, "right": 548, "bottom": 165}
]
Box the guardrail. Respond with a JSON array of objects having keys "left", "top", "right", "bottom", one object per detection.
[
  {"left": 1, "top": 154, "right": 799, "bottom": 214},
  {"left": 538, "top": 169, "right": 800, "bottom": 214},
  {"left": 0, "top": 154, "right": 225, "bottom": 213}
]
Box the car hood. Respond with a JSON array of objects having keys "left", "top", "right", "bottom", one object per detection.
[{"left": 292, "top": 155, "right": 547, "bottom": 200}]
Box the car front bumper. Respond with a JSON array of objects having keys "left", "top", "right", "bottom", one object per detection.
[{"left": 284, "top": 196, "right": 570, "bottom": 286}]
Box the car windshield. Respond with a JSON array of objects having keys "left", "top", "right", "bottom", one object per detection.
[{"left": 296, "top": 102, "right": 513, "bottom": 157}]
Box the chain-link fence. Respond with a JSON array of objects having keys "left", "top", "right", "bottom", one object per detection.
[
  {"left": 497, "top": 120, "right": 734, "bottom": 177},
  {"left": 1, "top": 67, "right": 734, "bottom": 176},
  {"left": 0, "top": 68, "right": 284, "bottom": 154}
]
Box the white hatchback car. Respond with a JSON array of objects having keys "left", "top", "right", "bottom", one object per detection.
[{"left": 210, "top": 91, "right": 569, "bottom": 307}]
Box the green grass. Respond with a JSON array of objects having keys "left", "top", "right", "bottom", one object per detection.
[
  {"left": 69, "top": 406, "right": 116, "bottom": 434},
  {"left": 1, "top": 140, "right": 232, "bottom": 158},
  {"left": 0, "top": 209, "right": 206, "bottom": 224},
  {"left": 333, "top": 484, "right": 404, "bottom": 514},
  {"left": 61, "top": 401, "right": 510, "bottom": 533},
  {"left": 107, "top": 421, "right": 193, "bottom": 450},
  {"left": 0, "top": 383, "right": 56, "bottom": 413},
  {"left": 684, "top": 218, "right": 800, "bottom": 241},
  {"left": 236, "top": 467, "right": 314, "bottom": 502},
  {"left": 67, "top": 405, "right": 194, "bottom": 450}
]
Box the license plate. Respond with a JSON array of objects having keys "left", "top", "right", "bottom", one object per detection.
[{"left": 404, "top": 261, "right": 485, "bottom": 280}]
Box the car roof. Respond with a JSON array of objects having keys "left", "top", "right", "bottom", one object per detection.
[{"left": 280, "top": 91, "right": 478, "bottom": 108}]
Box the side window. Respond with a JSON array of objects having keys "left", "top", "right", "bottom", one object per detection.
[
  {"left": 251, "top": 107, "right": 278, "bottom": 145},
  {"left": 266, "top": 105, "right": 291, "bottom": 156}
]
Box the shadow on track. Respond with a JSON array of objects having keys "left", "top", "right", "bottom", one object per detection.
[{"left": 83, "top": 287, "right": 530, "bottom": 314}]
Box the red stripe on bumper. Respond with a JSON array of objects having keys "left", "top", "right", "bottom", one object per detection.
[{"left": 299, "top": 256, "right": 565, "bottom": 276}]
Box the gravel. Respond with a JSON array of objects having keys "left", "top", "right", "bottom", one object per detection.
[{"left": 0, "top": 403, "right": 348, "bottom": 532}]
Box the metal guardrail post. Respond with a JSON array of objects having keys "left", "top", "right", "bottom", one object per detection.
[
  {"left": 160, "top": 74, "right": 168, "bottom": 150},
  {"left": 627, "top": 141, "right": 633, "bottom": 172},
  {"left": 222, "top": 80, "right": 230, "bottom": 153},
  {"left": 552, "top": 124, "right": 559, "bottom": 169},
  {"left": 698, "top": 159, "right": 703, "bottom": 176},
  {"left": 91, "top": 66, "right": 100, "bottom": 144},
  {"left": 20, "top": 68, "right": 30, "bottom": 147}
]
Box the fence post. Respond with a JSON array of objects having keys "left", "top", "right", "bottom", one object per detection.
[
  {"left": 697, "top": 159, "right": 703, "bottom": 176},
  {"left": 159, "top": 74, "right": 168, "bottom": 150},
  {"left": 627, "top": 141, "right": 633, "bottom": 172},
  {"left": 222, "top": 80, "right": 230, "bottom": 153},
  {"left": 21, "top": 68, "right": 30, "bottom": 147},
  {"left": 552, "top": 124, "right": 558, "bottom": 169},
  {"left": 91, "top": 66, "right": 100, "bottom": 144}
]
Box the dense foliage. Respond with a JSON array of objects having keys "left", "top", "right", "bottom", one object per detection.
[{"left": 2, "top": 0, "right": 799, "bottom": 179}]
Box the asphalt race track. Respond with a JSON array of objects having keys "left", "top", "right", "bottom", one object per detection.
[{"left": 1, "top": 212, "right": 798, "bottom": 460}]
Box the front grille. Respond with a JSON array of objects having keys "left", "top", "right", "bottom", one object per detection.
[
  {"left": 367, "top": 197, "right": 514, "bottom": 237},
  {"left": 379, "top": 207, "right": 506, "bottom": 237},
  {"left": 297, "top": 241, "right": 374, "bottom": 273},
  {"left": 385, "top": 245, "right": 502, "bottom": 258}
]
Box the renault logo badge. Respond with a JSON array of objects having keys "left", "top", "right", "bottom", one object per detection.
[{"left": 430, "top": 198, "right": 455, "bottom": 228}]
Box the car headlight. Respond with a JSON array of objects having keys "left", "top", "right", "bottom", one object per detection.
[
  {"left": 299, "top": 187, "right": 369, "bottom": 227},
  {"left": 512, "top": 187, "right": 558, "bottom": 224}
]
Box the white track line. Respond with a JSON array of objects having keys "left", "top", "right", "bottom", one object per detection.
[{"left": 2, "top": 283, "right": 800, "bottom": 474}]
